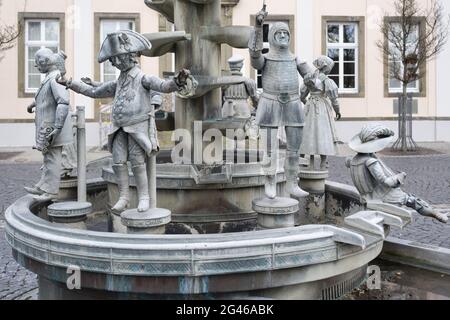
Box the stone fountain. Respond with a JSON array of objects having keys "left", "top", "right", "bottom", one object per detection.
[{"left": 5, "top": 0, "right": 416, "bottom": 300}]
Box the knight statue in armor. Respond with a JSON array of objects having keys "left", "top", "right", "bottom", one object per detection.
[
  {"left": 249, "top": 4, "right": 309, "bottom": 199},
  {"left": 346, "top": 124, "right": 448, "bottom": 223},
  {"left": 222, "top": 54, "right": 259, "bottom": 119},
  {"left": 24, "top": 48, "right": 73, "bottom": 201},
  {"left": 58, "top": 30, "right": 194, "bottom": 213},
  {"left": 299, "top": 55, "right": 341, "bottom": 170}
]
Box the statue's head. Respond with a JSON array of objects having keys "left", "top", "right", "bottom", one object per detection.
[
  {"left": 109, "top": 52, "right": 139, "bottom": 72},
  {"left": 349, "top": 124, "right": 395, "bottom": 154},
  {"left": 98, "top": 30, "right": 151, "bottom": 71},
  {"left": 269, "top": 22, "right": 291, "bottom": 50},
  {"left": 35, "top": 48, "right": 57, "bottom": 74},
  {"left": 227, "top": 54, "right": 244, "bottom": 73},
  {"left": 54, "top": 51, "right": 67, "bottom": 76},
  {"left": 313, "top": 55, "right": 335, "bottom": 75}
]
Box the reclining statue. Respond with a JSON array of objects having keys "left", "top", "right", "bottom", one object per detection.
[{"left": 346, "top": 124, "right": 448, "bottom": 223}]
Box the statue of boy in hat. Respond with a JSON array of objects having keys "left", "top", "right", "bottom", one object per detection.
[
  {"left": 58, "top": 30, "right": 193, "bottom": 213},
  {"left": 346, "top": 124, "right": 448, "bottom": 223},
  {"left": 24, "top": 49, "right": 73, "bottom": 201},
  {"left": 249, "top": 5, "right": 309, "bottom": 199}
]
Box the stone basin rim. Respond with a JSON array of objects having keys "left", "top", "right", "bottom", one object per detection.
[{"left": 6, "top": 193, "right": 369, "bottom": 250}]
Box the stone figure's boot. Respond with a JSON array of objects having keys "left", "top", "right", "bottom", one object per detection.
[
  {"left": 410, "top": 198, "right": 448, "bottom": 223},
  {"left": 132, "top": 164, "right": 150, "bottom": 213},
  {"left": 112, "top": 164, "right": 130, "bottom": 212},
  {"left": 285, "top": 155, "right": 309, "bottom": 198},
  {"left": 261, "top": 156, "right": 277, "bottom": 199}
]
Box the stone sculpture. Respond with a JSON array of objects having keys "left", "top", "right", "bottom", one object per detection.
[
  {"left": 299, "top": 55, "right": 341, "bottom": 170},
  {"left": 346, "top": 124, "right": 448, "bottom": 223},
  {"left": 58, "top": 30, "right": 193, "bottom": 213},
  {"left": 24, "top": 48, "right": 73, "bottom": 201},
  {"left": 249, "top": 5, "right": 309, "bottom": 199},
  {"left": 222, "top": 54, "right": 259, "bottom": 119}
]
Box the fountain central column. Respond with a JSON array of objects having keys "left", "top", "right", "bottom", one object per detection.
[{"left": 174, "top": 0, "right": 222, "bottom": 134}]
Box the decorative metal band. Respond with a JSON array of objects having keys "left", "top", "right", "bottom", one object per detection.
[
  {"left": 253, "top": 203, "right": 299, "bottom": 215},
  {"left": 47, "top": 202, "right": 92, "bottom": 218},
  {"left": 299, "top": 170, "right": 329, "bottom": 180},
  {"left": 122, "top": 215, "right": 171, "bottom": 228}
]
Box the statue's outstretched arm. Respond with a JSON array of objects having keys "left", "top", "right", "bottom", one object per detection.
[{"left": 142, "top": 75, "right": 179, "bottom": 94}]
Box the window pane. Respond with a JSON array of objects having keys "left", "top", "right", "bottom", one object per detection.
[
  {"left": 389, "top": 78, "right": 401, "bottom": 89},
  {"left": 28, "top": 46, "right": 40, "bottom": 59},
  {"left": 343, "top": 24, "right": 356, "bottom": 43},
  {"left": 101, "top": 21, "right": 117, "bottom": 40},
  {"left": 344, "top": 62, "right": 355, "bottom": 75},
  {"left": 344, "top": 49, "right": 355, "bottom": 61},
  {"left": 330, "top": 63, "right": 340, "bottom": 75},
  {"left": 47, "top": 46, "right": 58, "bottom": 53},
  {"left": 263, "top": 24, "right": 269, "bottom": 42},
  {"left": 119, "top": 21, "right": 134, "bottom": 30},
  {"left": 329, "top": 76, "right": 339, "bottom": 87},
  {"left": 28, "top": 75, "right": 41, "bottom": 89},
  {"left": 407, "top": 81, "right": 418, "bottom": 88},
  {"left": 28, "top": 22, "right": 41, "bottom": 41},
  {"left": 327, "top": 49, "right": 339, "bottom": 61},
  {"left": 28, "top": 61, "right": 39, "bottom": 74},
  {"left": 327, "top": 24, "right": 339, "bottom": 43},
  {"left": 45, "top": 21, "right": 59, "bottom": 41},
  {"left": 344, "top": 76, "right": 355, "bottom": 88}
]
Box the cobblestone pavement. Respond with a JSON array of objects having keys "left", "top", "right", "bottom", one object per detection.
[{"left": 0, "top": 153, "right": 449, "bottom": 299}]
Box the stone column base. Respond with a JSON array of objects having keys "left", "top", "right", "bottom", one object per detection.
[
  {"left": 121, "top": 208, "right": 171, "bottom": 235},
  {"left": 253, "top": 197, "right": 299, "bottom": 230},
  {"left": 47, "top": 201, "right": 92, "bottom": 229}
]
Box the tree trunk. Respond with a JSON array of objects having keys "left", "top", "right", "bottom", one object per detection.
[{"left": 401, "top": 82, "right": 408, "bottom": 152}]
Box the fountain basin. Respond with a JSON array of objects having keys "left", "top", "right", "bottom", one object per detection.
[{"left": 5, "top": 178, "right": 391, "bottom": 300}]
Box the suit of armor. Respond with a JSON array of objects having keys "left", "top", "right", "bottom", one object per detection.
[{"left": 249, "top": 19, "right": 308, "bottom": 199}]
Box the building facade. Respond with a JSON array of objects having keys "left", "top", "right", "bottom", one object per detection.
[{"left": 0, "top": 0, "right": 449, "bottom": 147}]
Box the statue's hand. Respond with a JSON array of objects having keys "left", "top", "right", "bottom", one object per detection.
[
  {"left": 56, "top": 74, "right": 72, "bottom": 89},
  {"left": 27, "top": 102, "right": 36, "bottom": 114},
  {"left": 81, "top": 77, "right": 93, "bottom": 86},
  {"left": 256, "top": 7, "right": 268, "bottom": 26},
  {"left": 46, "top": 127, "right": 61, "bottom": 143},
  {"left": 397, "top": 172, "right": 407, "bottom": 185},
  {"left": 335, "top": 112, "right": 342, "bottom": 121},
  {"left": 174, "top": 69, "right": 191, "bottom": 87}
]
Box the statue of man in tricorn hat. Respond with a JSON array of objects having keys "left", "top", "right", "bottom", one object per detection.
[
  {"left": 58, "top": 30, "right": 193, "bottom": 213},
  {"left": 346, "top": 124, "right": 448, "bottom": 223}
]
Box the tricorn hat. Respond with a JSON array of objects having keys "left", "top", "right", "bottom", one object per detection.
[
  {"left": 98, "top": 30, "right": 152, "bottom": 63},
  {"left": 349, "top": 124, "right": 395, "bottom": 153}
]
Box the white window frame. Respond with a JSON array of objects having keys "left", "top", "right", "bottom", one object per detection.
[
  {"left": 326, "top": 22, "right": 359, "bottom": 94},
  {"left": 387, "top": 22, "right": 420, "bottom": 94},
  {"left": 99, "top": 19, "right": 135, "bottom": 82},
  {"left": 24, "top": 19, "right": 60, "bottom": 93}
]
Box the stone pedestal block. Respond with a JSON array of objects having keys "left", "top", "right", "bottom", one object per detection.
[
  {"left": 298, "top": 170, "right": 329, "bottom": 224},
  {"left": 57, "top": 178, "right": 78, "bottom": 201},
  {"left": 253, "top": 197, "right": 298, "bottom": 230},
  {"left": 121, "top": 208, "right": 171, "bottom": 235},
  {"left": 47, "top": 201, "right": 92, "bottom": 229}
]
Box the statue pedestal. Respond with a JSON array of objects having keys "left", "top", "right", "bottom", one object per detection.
[
  {"left": 57, "top": 178, "right": 78, "bottom": 201},
  {"left": 47, "top": 201, "right": 92, "bottom": 230},
  {"left": 298, "top": 170, "right": 329, "bottom": 224},
  {"left": 253, "top": 197, "right": 298, "bottom": 230},
  {"left": 121, "top": 208, "right": 171, "bottom": 235}
]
